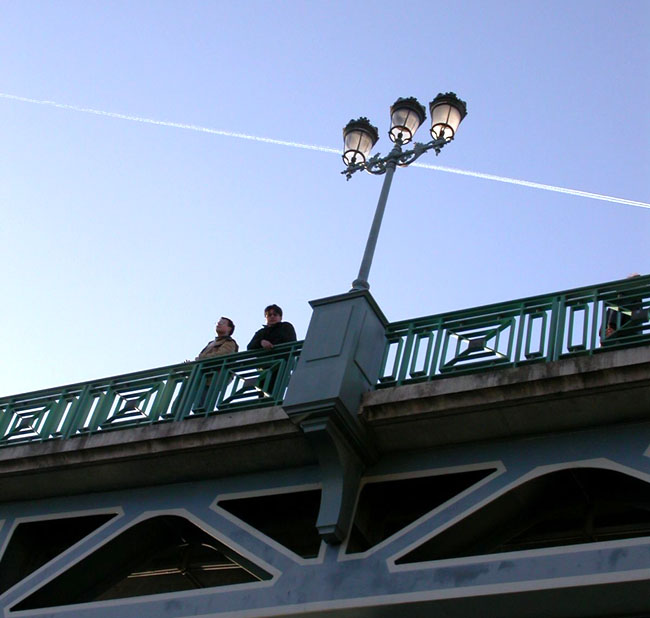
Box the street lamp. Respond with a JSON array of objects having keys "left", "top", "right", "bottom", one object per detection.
[{"left": 343, "top": 92, "right": 467, "bottom": 291}]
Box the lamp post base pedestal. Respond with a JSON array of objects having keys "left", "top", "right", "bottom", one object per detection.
[{"left": 283, "top": 289, "right": 387, "bottom": 543}]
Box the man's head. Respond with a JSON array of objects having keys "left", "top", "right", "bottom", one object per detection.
[
  {"left": 264, "top": 304, "right": 283, "bottom": 325},
  {"left": 216, "top": 317, "right": 235, "bottom": 337}
]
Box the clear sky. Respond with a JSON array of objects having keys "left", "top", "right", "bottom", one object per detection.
[{"left": 0, "top": 0, "right": 648, "bottom": 397}]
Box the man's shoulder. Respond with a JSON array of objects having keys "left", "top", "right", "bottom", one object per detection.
[
  {"left": 273, "top": 321, "right": 295, "bottom": 333},
  {"left": 278, "top": 321, "right": 297, "bottom": 340}
]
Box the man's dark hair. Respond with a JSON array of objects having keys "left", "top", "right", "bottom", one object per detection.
[
  {"left": 221, "top": 316, "right": 235, "bottom": 335},
  {"left": 264, "top": 304, "right": 283, "bottom": 318}
]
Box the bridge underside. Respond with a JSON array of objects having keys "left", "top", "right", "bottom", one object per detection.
[{"left": 1, "top": 346, "right": 649, "bottom": 617}]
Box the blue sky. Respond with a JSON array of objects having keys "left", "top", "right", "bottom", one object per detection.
[{"left": 0, "top": 0, "right": 648, "bottom": 396}]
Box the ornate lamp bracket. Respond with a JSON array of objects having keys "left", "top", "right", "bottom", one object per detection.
[{"left": 342, "top": 136, "right": 450, "bottom": 179}]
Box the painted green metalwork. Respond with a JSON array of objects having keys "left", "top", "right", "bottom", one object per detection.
[
  {"left": 378, "top": 275, "right": 650, "bottom": 386},
  {"left": 2, "top": 277, "right": 648, "bottom": 447},
  {"left": 0, "top": 342, "right": 302, "bottom": 448}
]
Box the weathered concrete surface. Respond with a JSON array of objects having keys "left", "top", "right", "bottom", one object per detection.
[
  {"left": 0, "top": 406, "right": 313, "bottom": 503},
  {"left": 361, "top": 345, "right": 650, "bottom": 453}
]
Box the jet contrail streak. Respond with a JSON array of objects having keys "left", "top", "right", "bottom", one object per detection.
[
  {"left": 0, "top": 92, "right": 339, "bottom": 154},
  {"left": 1, "top": 92, "right": 648, "bottom": 210},
  {"left": 411, "top": 162, "right": 650, "bottom": 209}
]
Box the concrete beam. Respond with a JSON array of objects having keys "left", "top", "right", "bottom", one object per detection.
[
  {"left": 361, "top": 345, "right": 650, "bottom": 453},
  {"left": 0, "top": 406, "right": 313, "bottom": 504}
]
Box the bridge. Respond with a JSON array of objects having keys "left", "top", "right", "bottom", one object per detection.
[{"left": 1, "top": 275, "right": 649, "bottom": 617}]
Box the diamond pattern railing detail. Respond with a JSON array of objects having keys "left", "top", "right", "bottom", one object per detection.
[
  {"left": 378, "top": 275, "right": 650, "bottom": 387},
  {"left": 0, "top": 342, "right": 302, "bottom": 449}
]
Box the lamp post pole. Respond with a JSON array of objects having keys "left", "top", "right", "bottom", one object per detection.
[
  {"left": 342, "top": 93, "right": 467, "bottom": 293},
  {"left": 351, "top": 141, "right": 400, "bottom": 291}
]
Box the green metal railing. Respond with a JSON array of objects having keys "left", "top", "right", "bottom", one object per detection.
[
  {"left": 0, "top": 342, "right": 302, "bottom": 449},
  {"left": 3, "top": 277, "right": 649, "bottom": 448},
  {"left": 378, "top": 275, "right": 650, "bottom": 387}
]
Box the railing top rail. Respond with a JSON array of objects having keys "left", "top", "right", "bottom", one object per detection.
[
  {"left": 0, "top": 340, "right": 304, "bottom": 405},
  {"left": 385, "top": 275, "right": 650, "bottom": 331}
]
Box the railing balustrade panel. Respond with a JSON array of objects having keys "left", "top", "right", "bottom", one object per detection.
[
  {"left": 379, "top": 276, "right": 650, "bottom": 387},
  {"left": 0, "top": 342, "right": 302, "bottom": 449}
]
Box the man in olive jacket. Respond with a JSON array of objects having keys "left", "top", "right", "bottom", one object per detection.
[
  {"left": 196, "top": 317, "right": 238, "bottom": 359},
  {"left": 247, "top": 304, "right": 296, "bottom": 350}
]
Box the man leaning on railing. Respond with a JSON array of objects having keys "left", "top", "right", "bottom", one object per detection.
[
  {"left": 246, "top": 304, "right": 297, "bottom": 397},
  {"left": 194, "top": 317, "right": 239, "bottom": 359},
  {"left": 189, "top": 317, "right": 239, "bottom": 411},
  {"left": 600, "top": 274, "right": 649, "bottom": 345},
  {"left": 247, "top": 305, "right": 296, "bottom": 350}
]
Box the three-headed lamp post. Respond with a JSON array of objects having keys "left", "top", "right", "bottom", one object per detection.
[{"left": 342, "top": 92, "right": 467, "bottom": 291}]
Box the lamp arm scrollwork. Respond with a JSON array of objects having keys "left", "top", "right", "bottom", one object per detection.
[
  {"left": 342, "top": 136, "right": 451, "bottom": 180},
  {"left": 396, "top": 137, "right": 449, "bottom": 166}
]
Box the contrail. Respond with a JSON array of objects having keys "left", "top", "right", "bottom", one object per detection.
[
  {"left": 0, "top": 92, "right": 338, "bottom": 154},
  {"left": 1, "top": 92, "right": 648, "bottom": 210},
  {"left": 411, "top": 162, "right": 650, "bottom": 210}
]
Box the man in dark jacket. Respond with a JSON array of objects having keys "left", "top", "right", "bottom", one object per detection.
[{"left": 247, "top": 304, "right": 297, "bottom": 350}]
